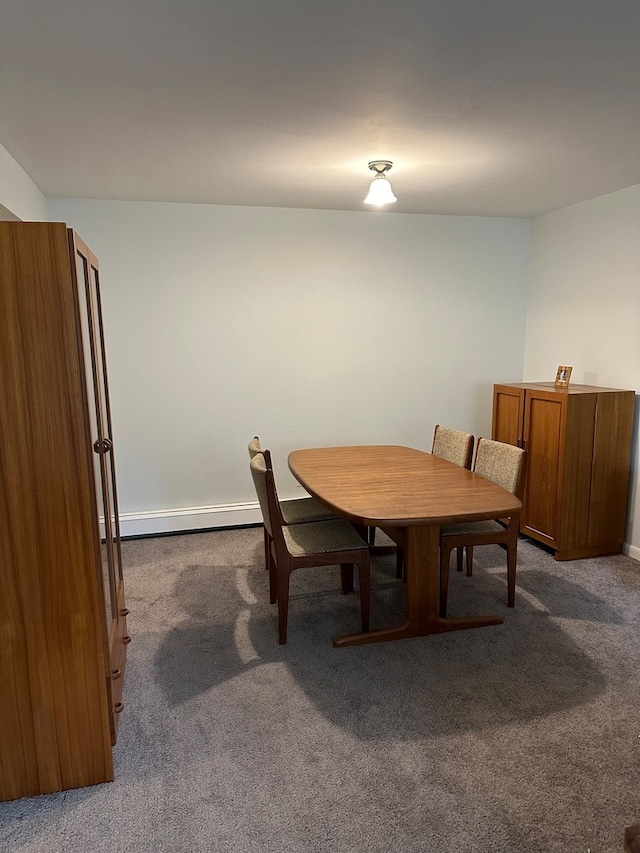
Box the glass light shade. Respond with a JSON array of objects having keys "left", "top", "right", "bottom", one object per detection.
[{"left": 364, "top": 173, "right": 397, "bottom": 206}]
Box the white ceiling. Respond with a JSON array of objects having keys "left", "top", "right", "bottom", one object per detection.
[{"left": 1, "top": 0, "right": 639, "bottom": 217}]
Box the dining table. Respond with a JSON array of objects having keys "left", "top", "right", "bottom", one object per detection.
[{"left": 288, "top": 445, "right": 523, "bottom": 647}]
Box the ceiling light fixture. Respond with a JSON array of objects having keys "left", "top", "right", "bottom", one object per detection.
[{"left": 364, "top": 160, "right": 397, "bottom": 206}]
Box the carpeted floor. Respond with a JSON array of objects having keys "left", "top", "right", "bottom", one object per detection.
[{"left": 1, "top": 526, "right": 639, "bottom": 852}]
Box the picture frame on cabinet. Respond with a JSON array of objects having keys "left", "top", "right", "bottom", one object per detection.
[{"left": 554, "top": 365, "right": 573, "bottom": 387}]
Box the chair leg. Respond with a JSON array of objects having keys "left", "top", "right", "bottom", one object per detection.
[
  {"left": 395, "top": 548, "right": 404, "bottom": 579},
  {"left": 439, "top": 543, "right": 452, "bottom": 617},
  {"left": 358, "top": 555, "right": 371, "bottom": 631},
  {"left": 277, "top": 568, "right": 292, "bottom": 644},
  {"left": 340, "top": 563, "right": 354, "bottom": 594},
  {"left": 268, "top": 543, "right": 278, "bottom": 605},
  {"left": 452, "top": 546, "right": 462, "bottom": 572},
  {"left": 368, "top": 526, "right": 377, "bottom": 546},
  {"left": 263, "top": 527, "right": 270, "bottom": 571},
  {"left": 506, "top": 544, "right": 517, "bottom": 607},
  {"left": 456, "top": 547, "right": 463, "bottom": 572},
  {"left": 465, "top": 545, "right": 474, "bottom": 576}
]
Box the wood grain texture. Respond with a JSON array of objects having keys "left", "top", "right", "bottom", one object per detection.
[
  {"left": 289, "top": 446, "right": 520, "bottom": 645},
  {"left": 492, "top": 382, "right": 635, "bottom": 560},
  {"left": 0, "top": 223, "right": 121, "bottom": 800},
  {"left": 588, "top": 390, "right": 635, "bottom": 547},
  {"left": 289, "top": 446, "right": 522, "bottom": 527},
  {"left": 523, "top": 392, "right": 564, "bottom": 545},
  {"left": 71, "top": 232, "right": 128, "bottom": 746},
  {"left": 491, "top": 385, "right": 524, "bottom": 448},
  {"left": 561, "top": 392, "right": 596, "bottom": 550}
]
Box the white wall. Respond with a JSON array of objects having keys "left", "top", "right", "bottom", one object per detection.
[
  {"left": 48, "top": 199, "right": 530, "bottom": 534},
  {"left": 0, "top": 142, "right": 47, "bottom": 221},
  {"left": 525, "top": 185, "right": 640, "bottom": 557}
]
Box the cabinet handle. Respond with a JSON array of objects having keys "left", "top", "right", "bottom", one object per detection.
[
  {"left": 120, "top": 607, "right": 129, "bottom": 616},
  {"left": 123, "top": 635, "right": 132, "bottom": 645},
  {"left": 114, "top": 702, "right": 125, "bottom": 714},
  {"left": 93, "top": 437, "right": 113, "bottom": 454},
  {"left": 111, "top": 668, "right": 122, "bottom": 680}
]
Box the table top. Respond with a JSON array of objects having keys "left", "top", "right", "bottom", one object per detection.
[{"left": 288, "top": 445, "right": 522, "bottom": 527}]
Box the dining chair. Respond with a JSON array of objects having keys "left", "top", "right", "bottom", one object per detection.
[
  {"left": 438, "top": 437, "right": 527, "bottom": 616},
  {"left": 250, "top": 452, "right": 371, "bottom": 644},
  {"left": 249, "top": 437, "right": 336, "bottom": 522},
  {"left": 248, "top": 436, "right": 337, "bottom": 571},
  {"left": 394, "top": 425, "right": 475, "bottom": 579},
  {"left": 429, "top": 424, "right": 476, "bottom": 576}
]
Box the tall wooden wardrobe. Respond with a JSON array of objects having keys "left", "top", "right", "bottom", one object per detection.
[
  {"left": 492, "top": 382, "right": 635, "bottom": 560},
  {"left": 0, "top": 222, "right": 129, "bottom": 801}
]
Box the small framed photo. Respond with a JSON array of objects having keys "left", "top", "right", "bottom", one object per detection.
[{"left": 554, "top": 365, "right": 573, "bottom": 387}]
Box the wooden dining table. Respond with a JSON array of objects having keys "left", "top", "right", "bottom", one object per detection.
[{"left": 288, "top": 445, "right": 523, "bottom": 647}]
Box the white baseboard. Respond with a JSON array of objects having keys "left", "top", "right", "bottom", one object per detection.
[
  {"left": 118, "top": 501, "right": 263, "bottom": 538},
  {"left": 624, "top": 542, "right": 640, "bottom": 562},
  {"left": 113, "top": 503, "right": 640, "bottom": 561}
]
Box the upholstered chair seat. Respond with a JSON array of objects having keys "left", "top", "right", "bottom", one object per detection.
[{"left": 282, "top": 519, "right": 369, "bottom": 557}]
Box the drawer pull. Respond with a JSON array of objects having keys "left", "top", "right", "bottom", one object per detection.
[
  {"left": 123, "top": 635, "right": 132, "bottom": 645},
  {"left": 114, "top": 702, "right": 125, "bottom": 714},
  {"left": 111, "top": 668, "right": 122, "bottom": 680}
]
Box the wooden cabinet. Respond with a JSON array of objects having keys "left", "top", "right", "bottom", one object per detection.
[
  {"left": 0, "top": 222, "right": 128, "bottom": 801},
  {"left": 492, "top": 382, "right": 635, "bottom": 560}
]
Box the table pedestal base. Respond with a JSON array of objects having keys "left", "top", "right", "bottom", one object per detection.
[
  {"left": 333, "top": 614, "right": 503, "bottom": 647},
  {"left": 333, "top": 523, "right": 504, "bottom": 647}
]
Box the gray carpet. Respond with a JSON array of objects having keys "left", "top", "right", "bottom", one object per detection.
[{"left": 1, "top": 526, "right": 639, "bottom": 852}]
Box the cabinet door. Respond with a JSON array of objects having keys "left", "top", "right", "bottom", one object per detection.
[
  {"left": 0, "top": 222, "right": 114, "bottom": 800},
  {"left": 492, "top": 385, "right": 524, "bottom": 446},
  {"left": 521, "top": 390, "right": 566, "bottom": 546},
  {"left": 72, "top": 232, "right": 128, "bottom": 744}
]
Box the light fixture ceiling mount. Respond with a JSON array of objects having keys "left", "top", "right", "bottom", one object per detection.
[{"left": 364, "top": 160, "right": 397, "bottom": 206}]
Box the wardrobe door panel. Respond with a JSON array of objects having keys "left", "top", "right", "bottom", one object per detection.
[
  {"left": 89, "top": 261, "right": 128, "bottom": 738},
  {"left": 559, "top": 394, "right": 596, "bottom": 552},
  {"left": 521, "top": 393, "right": 564, "bottom": 545},
  {"left": 75, "top": 249, "right": 116, "bottom": 634},
  {"left": 492, "top": 385, "right": 524, "bottom": 447},
  {"left": 72, "top": 233, "right": 128, "bottom": 743}
]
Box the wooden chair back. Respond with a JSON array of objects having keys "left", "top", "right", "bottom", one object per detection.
[{"left": 249, "top": 452, "right": 285, "bottom": 542}]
